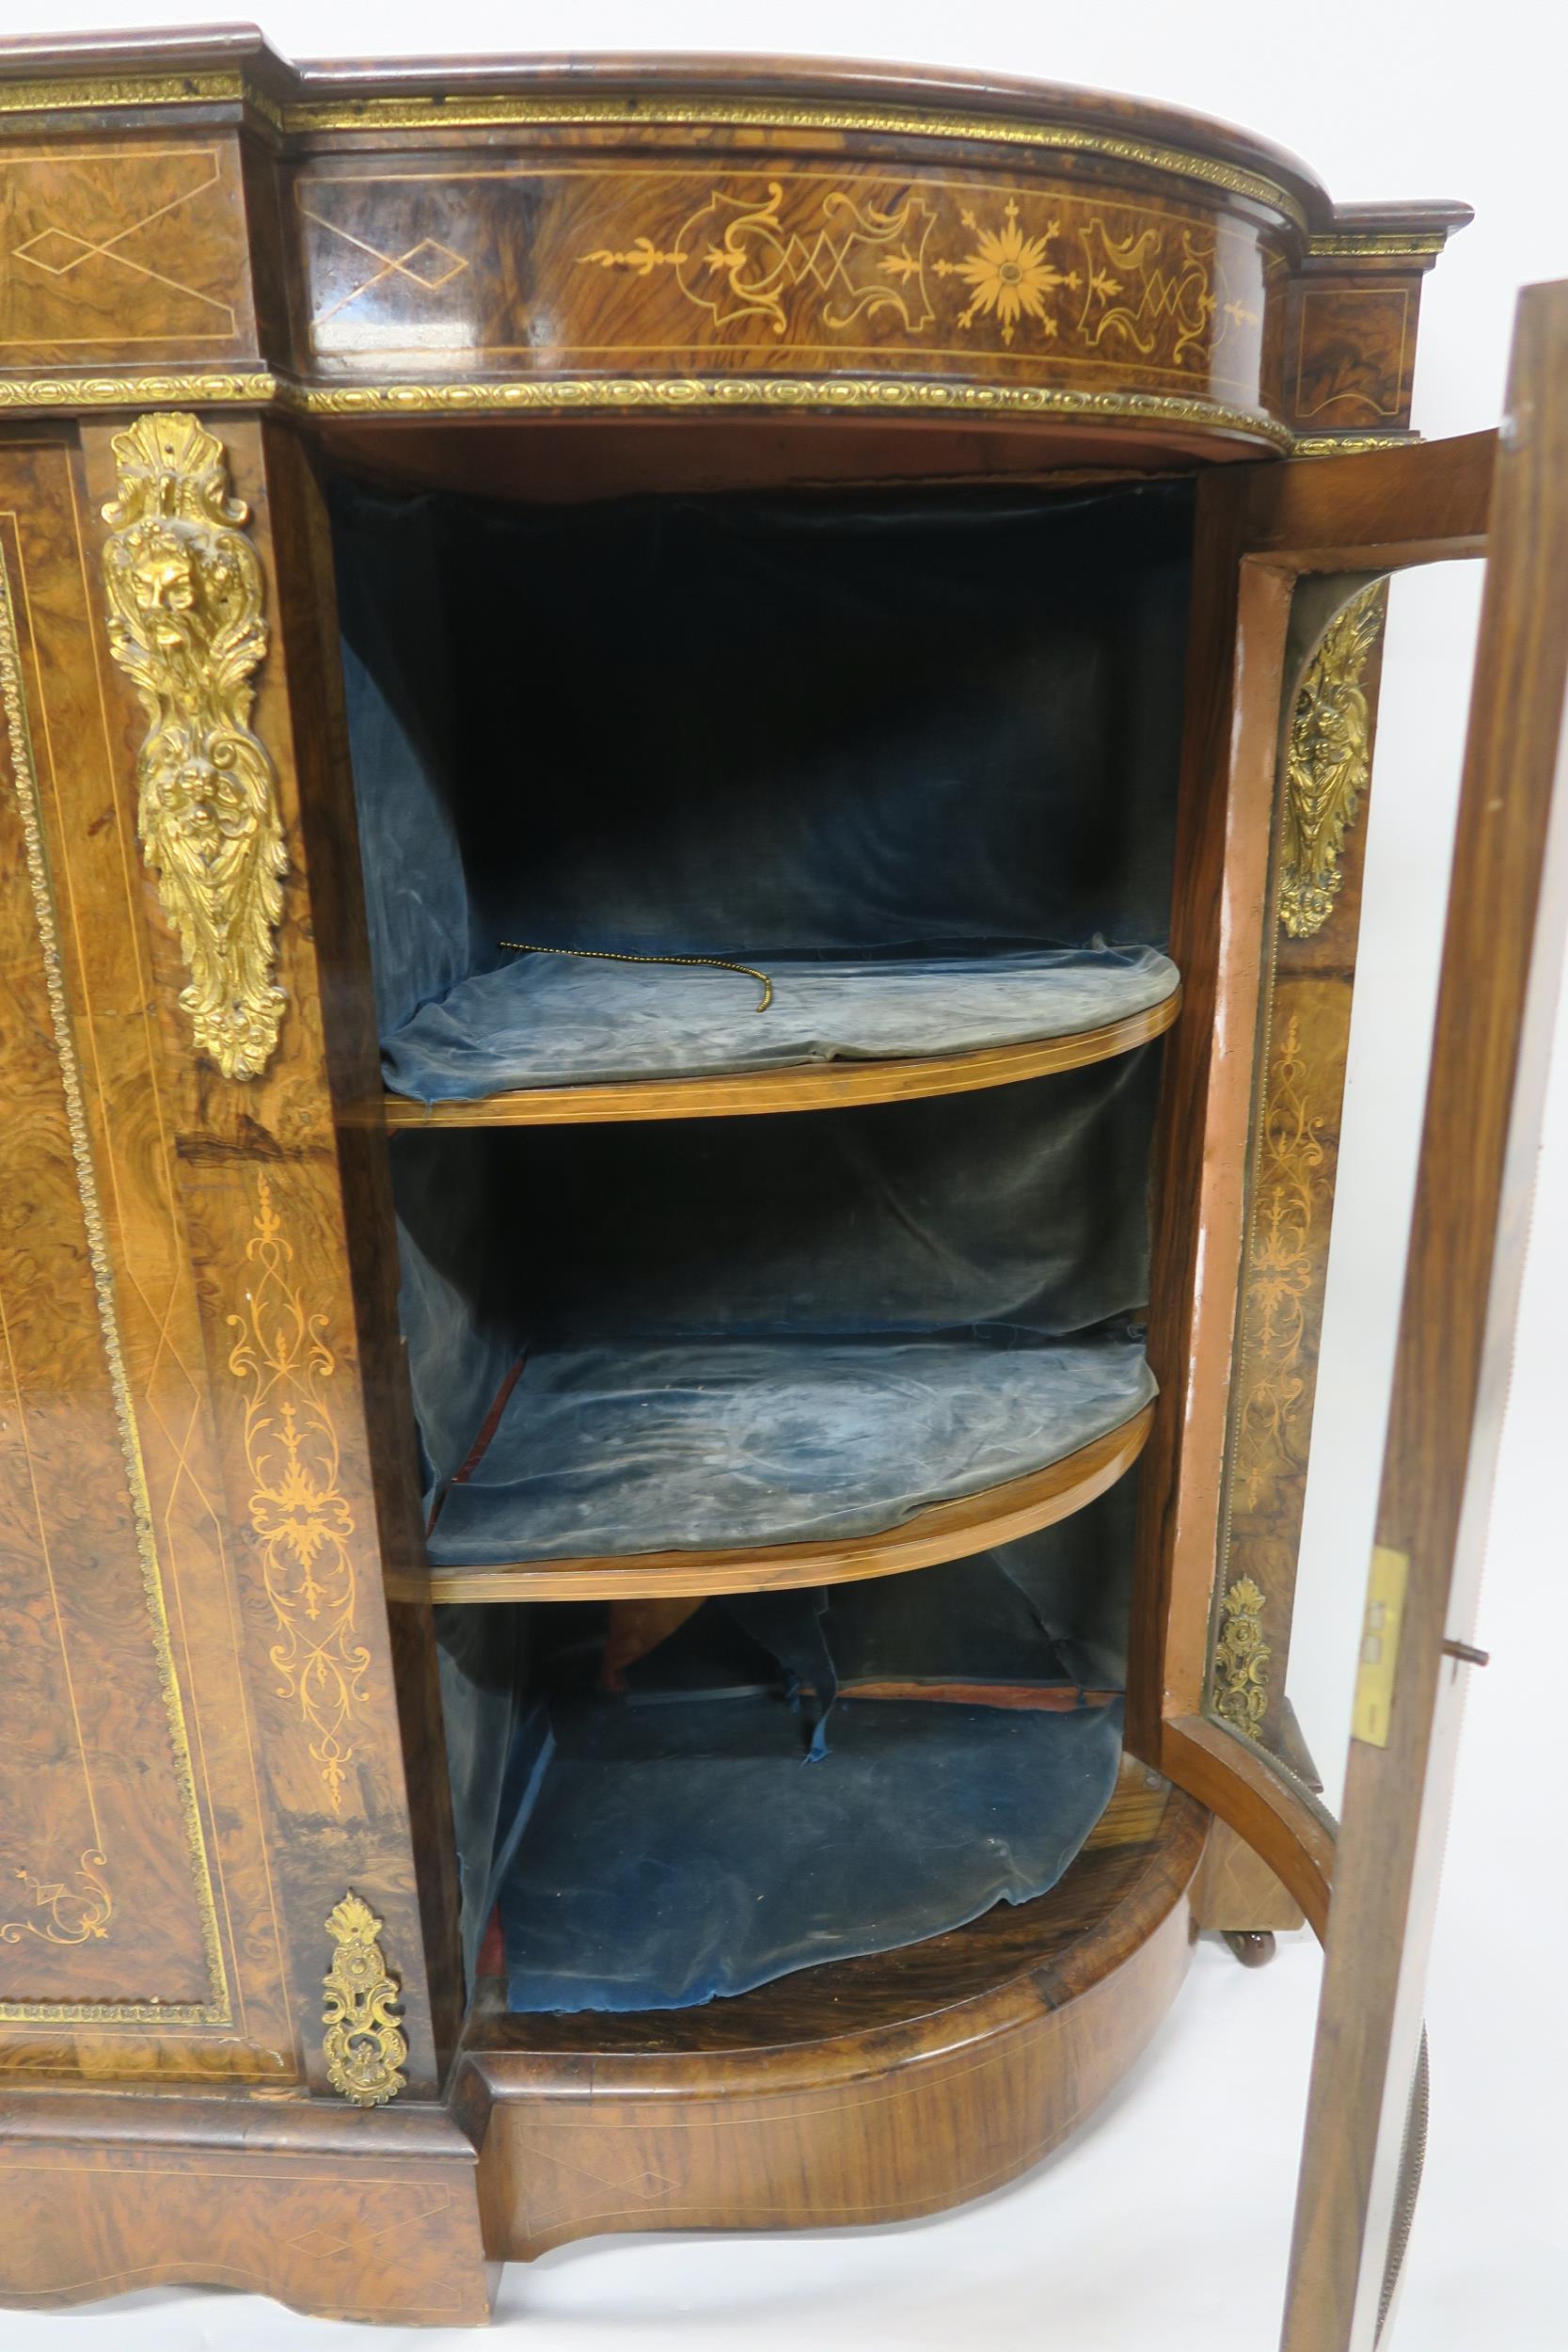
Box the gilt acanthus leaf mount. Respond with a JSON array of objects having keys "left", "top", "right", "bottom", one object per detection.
[
  {"left": 101, "top": 411, "right": 286, "bottom": 1079},
  {"left": 1212, "top": 1575, "right": 1272, "bottom": 1740},
  {"left": 1279, "top": 580, "right": 1387, "bottom": 939}
]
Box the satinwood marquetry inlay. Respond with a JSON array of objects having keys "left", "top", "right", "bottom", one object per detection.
[
  {"left": 227, "top": 1175, "right": 369, "bottom": 1814},
  {"left": 295, "top": 164, "right": 1281, "bottom": 409},
  {"left": 1231, "top": 1013, "right": 1328, "bottom": 1511},
  {"left": 0, "top": 143, "right": 251, "bottom": 358},
  {"left": 1209, "top": 579, "right": 1389, "bottom": 1757}
]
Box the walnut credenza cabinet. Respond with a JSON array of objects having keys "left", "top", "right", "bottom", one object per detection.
[{"left": 0, "top": 30, "right": 1562, "bottom": 2349}]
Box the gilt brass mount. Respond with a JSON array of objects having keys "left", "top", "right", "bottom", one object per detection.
[
  {"left": 323, "top": 1892, "right": 407, "bottom": 2108},
  {"left": 101, "top": 411, "right": 287, "bottom": 1080}
]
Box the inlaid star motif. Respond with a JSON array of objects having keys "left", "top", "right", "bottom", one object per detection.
[{"left": 936, "top": 198, "right": 1080, "bottom": 346}]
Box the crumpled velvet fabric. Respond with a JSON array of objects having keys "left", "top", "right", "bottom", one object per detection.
[
  {"left": 333, "top": 473, "right": 1193, "bottom": 1091},
  {"left": 382, "top": 944, "right": 1180, "bottom": 1104},
  {"left": 396, "top": 1055, "right": 1157, "bottom": 1563},
  {"left": 431, "top": 1331, "right": 1151, "bottom": 1564},
  {"left": 436, "top": 1518, "right": 1130, "bottom": 2012},
  {"left": 496, "top": 1689, "right": 1123, "bottom": 2010}
]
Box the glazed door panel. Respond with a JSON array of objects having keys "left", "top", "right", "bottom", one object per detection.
[
  {"left": 1138, "top": 284, "right": 1567, "bottom": 2345},
  {"left": 1140, "top": 421, "right": 1494, "bottom": 1920},
  {"left": 1280, "top": 281, "right": 1568, "bottom": 2352},
  {"left": 0, "top": 421, "right": 452, "bottom": 2091}
]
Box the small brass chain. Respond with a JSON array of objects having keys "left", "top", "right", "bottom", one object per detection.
[{"left": 499, "top": 941, "right": 773, "bottom": 1011}]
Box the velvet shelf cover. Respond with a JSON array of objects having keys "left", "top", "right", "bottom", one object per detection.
[
  {"left": 398, "top": 1054, "right": 1159, "bottom": 1569},
  {"left": 380, "top": 943, "right": 1180, "bottom": 1104},
  {"left": 335, "top": 474, "right": 1193, "bottom": 1105},
  {"left": 439, "top": 1537, "right": 1130, "bottom": 2011},
  {"left": 426, "top": 1328, "right": 1154, "bottom": 1567}
]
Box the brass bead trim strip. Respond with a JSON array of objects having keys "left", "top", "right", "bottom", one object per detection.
[
  {"left": 280, "top": 94, "right": 1310, "bottom": 230},
  {"left": 1293, "top": 433, "right": 1413, "bottom": 456},
  {"left": 0, "top": 372, "right": 1412, "bottom": 459},
  {"left": 1307, "top": 230, "right": 1447, "bottom": 258},
  {"left": 0, "top": 372, "right": 277, "bottom": 413},
  {"left": 0, "top": 70, "right": 284, "bottom": 132},
  {"left": 0, "top": 70, "right": 243, "bottom": 116},
  {"left": 276, "top": 373, "right": 1294, "bottom": 446}
]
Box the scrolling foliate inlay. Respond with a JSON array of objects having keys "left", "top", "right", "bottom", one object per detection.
[
  {"left": 1078, "top": 220, "right": 1226, "bottom": 366},
  {"left": 323, "top": 1892, "right": 406, "bottom": 2107},
  {"left": 1212, "top": 1576, "right": 1272, "bottom": 1740},
  {"left": 582, "top": 181, "right": 938, "bottom": 337},
  {"left": 1, "top": 1852, "right": 112, "bottom": 1947},
  {"left": 100, "top": 411, "right": 286, "bottom": 1080},
  {"left": 228, "top": 1175, "right": 369, "bottom": 1812},
  {"left": 558, "top": 174, "right": 1262, "bottom": 373},
  {"left": 1233, "top": 1014, "right": 1328, "bottom": 1512},
  {"left": 1279, "top": 581, "right": 1387, "bottom": 939}
]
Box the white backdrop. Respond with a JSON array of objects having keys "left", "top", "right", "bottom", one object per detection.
[{"left": 5, "top": 4, "right": 1565, "bottom": 2346}]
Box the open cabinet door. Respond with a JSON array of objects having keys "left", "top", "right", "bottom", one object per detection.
[
  {"left": 1133, "top": 278, "right": 1568, "bottom": 2347},
  {"left": 1275, "top": 281, "right": 1568, "bottom": 2349}
]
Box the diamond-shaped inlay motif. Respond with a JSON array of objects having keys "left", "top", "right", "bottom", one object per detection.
[
  {"left": 535, "top": 2140, "right": 681, "bottom": 2201},
  {"left": 288, "top": 2229, "right": 353, "bottom": 2263},
  {"left": 12, "top": 228, "right": 98, "bottom": 277},
  {"left": 298, "top": 198, "right": 473, "bottom": 329},
  {"left": 398, "top": 238, "right": 467, "bottom": 291},
  {"left": 4, "top": 154, "right": 238, "bottom": 334}
]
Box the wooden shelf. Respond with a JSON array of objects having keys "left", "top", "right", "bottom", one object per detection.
[
  {"left": 383, "top": 988, "right": 1181, "bottom": 1130},
  {"left": 393, "top": 1399, "right": 1153, "bottom": 1604}
]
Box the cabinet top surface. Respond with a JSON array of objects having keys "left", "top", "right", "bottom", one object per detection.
[
  {"left": 0, "top": 25, "right": 1468, "bottom": 454},
  {"left": 0, "top": 24, "right": 1469, "bottom": 237}
]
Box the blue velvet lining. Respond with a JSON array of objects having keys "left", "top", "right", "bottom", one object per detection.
[
  {"left": 497, "top": 1687, "right": 1123, "bottom": 2010},
  {"left": 395, "top": 1058, "right": 1157, "bottom": 1560},
  {"left": 331, "top": 471, "right": 1189, "bottom": 2013},
  {"left": 430, "top": 1330, "right": 1153, "bottom": 1565},
  {"left": 334, "top": 475, "right": 1193, "bottom": 1094},
  {"left": 436, "top": 1518, "right": 1132, "bottom": 2011},
  {"left": 382, "top": 944, "right": 1180, "bottom": 1104}
]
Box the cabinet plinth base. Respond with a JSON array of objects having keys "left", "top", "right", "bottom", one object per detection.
[
  {"left": 455, "top": 1760, "right": 1208, "bottom": 2262},
  {"left": 0, "top": 2093, "right": 496, "bottom": 2325}
]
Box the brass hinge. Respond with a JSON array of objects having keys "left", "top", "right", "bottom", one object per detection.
[{"left": 1351, "top": 1544, "right": 1409, "bottom": 1747}]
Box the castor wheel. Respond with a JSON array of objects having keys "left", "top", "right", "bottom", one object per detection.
[{"left": 1222, "top": 1930, "right": 1277, "bottom": 1967}]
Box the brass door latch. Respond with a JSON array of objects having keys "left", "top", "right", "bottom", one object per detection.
[{"left": 1351, "top": 1545, "right": 1409, "bottom": 1747}]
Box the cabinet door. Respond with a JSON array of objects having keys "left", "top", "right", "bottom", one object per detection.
[
  {"left": 0, "top": 417, "right": 458, "bottom": 2098},
  {"left": 1145, "top": 283, "right": 1568, "bottom": 2346}
]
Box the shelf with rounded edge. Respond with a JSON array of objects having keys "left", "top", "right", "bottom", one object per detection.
[
  {"left": 389, "top": 1399, "right": 1152, "bottom": 1605},
  {"left": 382, "top": 986, "right": 1181, "bottom": 1130}
]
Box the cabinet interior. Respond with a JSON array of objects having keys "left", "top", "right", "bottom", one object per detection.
[{"left": 332, "top": 448, "right": 1195, "bottom": 2018}]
